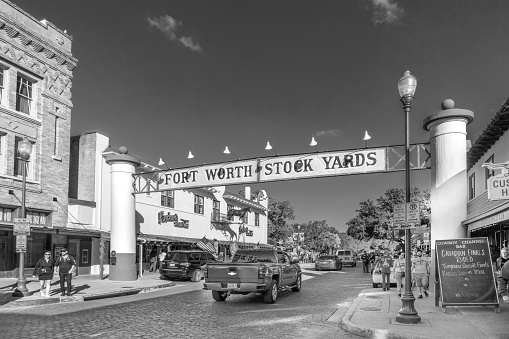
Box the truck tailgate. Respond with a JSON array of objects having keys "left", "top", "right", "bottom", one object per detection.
[{"left": 207, "top": 263, "right": 260, "bottom": 283}]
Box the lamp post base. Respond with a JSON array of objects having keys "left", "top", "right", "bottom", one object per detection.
[
  {"left": 396, "top": 292, "right": 421, "bottom": 324},
  {"left": 12, "top": 277, "right": 31, "bottom": 297}
]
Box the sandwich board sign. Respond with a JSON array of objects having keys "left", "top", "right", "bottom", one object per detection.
[{"left": 435, "top": 237, "right": 499, "bottom": 313}]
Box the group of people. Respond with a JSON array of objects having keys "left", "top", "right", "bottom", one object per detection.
[
  {"left": 365, "top": 249, "right": 431, "bottom": 299},
  {"left": 148, "top": 248, "right": 167, "bottom": 272},
  {"left": 31, "top": 248, "right": 76, "bottom": 297},
  {"left": 496, "top": 247, "right": 509, "bottom": 304}
]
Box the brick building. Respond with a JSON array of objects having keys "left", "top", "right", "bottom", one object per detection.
[{"left": 0, "top": 0, "right": 77, "bottom": 277}]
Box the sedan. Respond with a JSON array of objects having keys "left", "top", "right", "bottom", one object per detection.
[{"left": 315, "top": 255, "right": 342, "bottom": 271}]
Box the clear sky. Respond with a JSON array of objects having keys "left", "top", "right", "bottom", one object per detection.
[{"left": 12, "top": 0, "right": 509, "bottom": 232}]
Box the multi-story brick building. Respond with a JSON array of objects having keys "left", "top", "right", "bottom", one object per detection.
[{"left": 0, "top": 0, "right": 77, "bottom": 277}]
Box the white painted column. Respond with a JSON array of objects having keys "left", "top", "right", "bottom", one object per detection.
[
  {"left": 422, "top": 99, "right": 474, "bottom": 292},
  {"left": 105, "top": 146, "right": 140, "bottom": 281}
]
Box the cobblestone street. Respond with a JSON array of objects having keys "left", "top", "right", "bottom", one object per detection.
[{"left": 0, "top": 265, "right": 370, "bottom": 338}]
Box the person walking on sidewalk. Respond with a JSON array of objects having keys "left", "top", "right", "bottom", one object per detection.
[
  {"left": 411, "top": 250, "right": 430, "bottom": 299},
  {"left": 393, "top": 252, "right": 405, "bottom": 298},
  {"left": 149, "top": 248, "right": 158, "bottom": 272},
  {"left": 375, "top": 250, "right": 393, "bottom": 291},
  {"left": 495, "top": 247, "right": 509, "bottom": 277},
  {"left": 158, "top": 249, "right": 167, "bottom": 270},
  {"left": 497, "top": 257, "right": 509, "bottom": 304},
  {"left": 361, "top": 252, "right": 370, "bottom": 273},
  {"left": 32, "top": 251, "right": 54, "bottom": 298},
  {"left": 55, "top": 248, "right": 76, "bottom": 296}
]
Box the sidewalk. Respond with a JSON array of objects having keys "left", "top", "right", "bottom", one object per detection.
[
  {"left": 341, "top": 288, "right": 509, "bottom": 339},
  {"left": 0, "top": 271, "right": 175, "bottom": 308}
]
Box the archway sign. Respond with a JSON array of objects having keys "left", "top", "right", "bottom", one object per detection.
[{"left": 133, "top": 144, "right": 430, "bottom": 194}]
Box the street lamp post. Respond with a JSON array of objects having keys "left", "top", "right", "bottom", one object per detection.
[
  {"left": 13, "top": 138, "right": 32, "bottom": 297},
  {"left": 297, "top": 225, "right": 301, "bottom": 257},
  {"left": 396, "top": 71, "right": 421, "bottom": 324}
]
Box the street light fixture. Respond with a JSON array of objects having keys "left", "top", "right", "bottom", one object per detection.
[
  {"left": 13, "top": 137, "right": 32, "bottom": 297},
  {"left": 396, "top": 70, "right": 421, "bottom": 324}
]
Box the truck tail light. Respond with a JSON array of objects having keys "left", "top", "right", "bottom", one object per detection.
[{"left": 258, "top": 266, "right": 268, "bottom": 279}]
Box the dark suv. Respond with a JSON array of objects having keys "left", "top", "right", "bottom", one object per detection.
[{"left": 159, "top": 250, "right": 216, "bottom": 282}]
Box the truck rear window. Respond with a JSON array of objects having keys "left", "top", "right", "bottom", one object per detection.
[{"left": 232, "top": 251, "right": 276, "bottom": 263}]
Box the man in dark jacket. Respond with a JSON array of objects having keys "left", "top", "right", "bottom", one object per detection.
[
  {"left": 361, "top": 252, "right": 370, "bottom": 273},
  {"left": 498, "top": 258, "right": 509, "bottom": 304},
  {"left": 55, "top": 248, "right": 76, "bottom": 296}
]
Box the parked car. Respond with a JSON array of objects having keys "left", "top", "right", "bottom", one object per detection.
[
  {"left": 159, "top": 250, "right": 216, "bottom": 282},
  {"left": 335, "top": 250, "right": 356, "bottom": 267},
  {"left": 315, "top": 255, "right": 342, "bottom": 271},
  {"left": 371, "top": 264, "right": 397, "bottom": 288}
]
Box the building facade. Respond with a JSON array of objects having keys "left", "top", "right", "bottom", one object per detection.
[
  {"left": 69, "top": 131, "right": 269, "bottom": 275},
  {"left": 463, "top": 97, "right": 509, "bottom": 250},
  {"left": 0, "top": 0, "right": 77, "bottom": 277}
]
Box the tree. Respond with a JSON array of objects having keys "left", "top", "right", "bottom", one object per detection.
[
  {"left": 267, "top": 197, "right": 295, "bottom": 245},
  {"left": 346, "top": 187, "right": 430, "bottom": 241},
  {"left": 296, "top": 220, "right": 341, "bottom": 254}
]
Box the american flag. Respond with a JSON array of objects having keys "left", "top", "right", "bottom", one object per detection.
[
  {"left": 197, "top": 236, "right": 217, "bottom": 256},
  {"left": 230, "top": 241, "right": 239, "bottom": 257}
]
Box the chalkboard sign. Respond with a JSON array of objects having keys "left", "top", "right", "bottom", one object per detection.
[{"left": 436, "top": 237, "right": 499, "bottom": 312}]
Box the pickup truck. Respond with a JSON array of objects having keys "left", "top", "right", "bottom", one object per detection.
[{"left": 203, "top": 248, "right": 301, "bottom": 304}]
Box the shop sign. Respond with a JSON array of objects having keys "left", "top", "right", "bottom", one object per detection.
[
  {"left": 487, "top": 174, "right": 509, "bottom": 201},
  {"left": 158, "top": 211, "right": 189, "bottom": 229},
  {"left": 239, "top": 225, "right": 253, "bottom": 237},
  {"left": 13, "top": 218, "right": 30, "bottom": 236},
  {"left": 15, "top": 235, "right": 27, "bottom": 252}
]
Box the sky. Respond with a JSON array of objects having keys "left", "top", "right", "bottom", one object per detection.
[{"left": 12, "top": 0, "right": 509, "bottom": 232}]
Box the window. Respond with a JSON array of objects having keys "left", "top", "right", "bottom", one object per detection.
[
  {"left": 0, "top": 133, "right": 5, "bottom": 174},
  {"left": 26, "top": 211, "right": 48, "bottom": 226},
  {"left": 242, "top": 211, "right": 248, "bottom": 224},
  {"left": 0, "top": 207, "right": 12, "bottom": 222},
  {"left": 255, "top": 213, "right": 260, "bottom": 226},
  {"left": 485, "top": 155, "right": 495, "bottom": 190},
  {"left": 0, "top": 68, "right": 4, "bottom": 105},
  {"left": 161, "top": 190, "right": 174, "bottom": 208},
  {"left": 16, "top": 76, "right": 33, "bottom": 114},
  {"left": 469, "top": 173, "right": 475, "bottom": 200},
  {"left": 227, "top": 204, "right": 234, "bottom": 220},
  {"left": 212, "top": 200, "right": 220, "bottom": 221},
  {"left": 194, "top": 194, "right": 204, "bottom": 214}
]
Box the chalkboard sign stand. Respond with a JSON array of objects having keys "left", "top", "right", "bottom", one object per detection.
[{"left": 436, "top": 237, "right": 500, "bottom": 314}]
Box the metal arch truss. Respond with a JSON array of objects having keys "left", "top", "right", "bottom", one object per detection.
[
  {"left": 132, "top": 143, "right": 431, "bottom": 194},
  {"left": 386, "top": 143, "right": 431, "bottom": 172}
]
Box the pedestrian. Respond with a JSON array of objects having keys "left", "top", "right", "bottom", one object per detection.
[
  {"left": 158, "top": 249, "right": 167, "bottom": 270},
  {"left": 393, "top": 252, "right": 405, "bottom": 298},
  {"left": 498, "top": 258, "right": 509, "bottom": 304},
  {"left": 55, "top": 248, "right": 76, "bottom": 296},
  {"left": 490, "top": 244, "right": 500, "bottom": 267},
  {"left": 375, "top": 250, "right": 393, "bottom": 291},
  {"left": 411, "top": 250, "right": 430, "bottom": 299},
  {"left": 361, "top": 252, "right": 370, "bottom": 273},
  {"left": 149, "top": 248, "right": 158, "bottom": 272},
  {"left": 495, "top": 247, "right": 509, "bottom": 275},
  {"left": 32, "top": 250, "right": 54, "bottom": 298}
]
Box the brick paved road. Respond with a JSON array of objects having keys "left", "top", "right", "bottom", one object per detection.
[{"left": 0, "top": 265, "right": 371, "bottom": 339}]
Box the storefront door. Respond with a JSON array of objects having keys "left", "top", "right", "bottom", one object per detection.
[{"left": 68, "top": 239, "right": 80, "bottom": 276}]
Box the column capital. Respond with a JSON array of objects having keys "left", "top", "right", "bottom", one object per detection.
[
  {"left": 423, "top": 99, "right": 474, "bottom": 131},
  {"left": 104, "top": 146, "right": 140, "bottom": 167}
]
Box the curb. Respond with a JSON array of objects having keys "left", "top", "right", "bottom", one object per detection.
[
  {"left": 3, "top": 282, "right": 176, "bottom": 308},
  {"left": 340, "top": 291, "right": 429, "bottom": 339}
]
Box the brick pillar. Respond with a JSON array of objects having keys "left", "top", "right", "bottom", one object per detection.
[{"left": 105, "top": 146, "right": 140, "bottom": 281}]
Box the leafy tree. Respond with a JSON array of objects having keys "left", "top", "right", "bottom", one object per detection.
[
  {"left": 267, "top": 197, "right": 295, "bottom": 245},
  {"left": 296, "top": 220, "right": 341, "bottom": 254},
  {"left": 346, "top": 187, "right": 430, "bottom": 241}
]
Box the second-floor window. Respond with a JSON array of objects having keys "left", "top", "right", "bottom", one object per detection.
[
  {"left": 0, "top": 133, "right": 5, "bottom": 175},
  {"left": 27, "top": 211, "right": 48, "bottom": 226},
  {"left": 16, "top": 76, "right": 33, "bottom": 114},
  {"left": 227, "top": 204, "right": 234, "bottom": 220},
  {"left": 212, "top": 200, "right": 220, "bottom": 220},
  {"left": 255, "top": 213, "right": 260, "bottom": 226},
  {"left": 161, "top": 190, "right": 174, "bottom": 208},
  {"left": 194, "top": 194, "right": 204, "bottom": 214},
  {"left": 469, "top": 173, "right": 475, "bottom": 200},
  {"left": 242, "top": 211, "right": 248, "bottom": 224},
  {"left": 0, "top": 69, "right": 4, "bottom": 105},
  {"left": 0, "top": 207, "right": 12, "bottom": 222}
]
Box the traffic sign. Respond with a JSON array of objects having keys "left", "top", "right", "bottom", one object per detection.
[
  {"left": 393, "top": 204, "right": 406, "bottom": 224},
  {"left": 16, "top": 235, "right": 27, "bottom": 252},
  {"left": 407, "top": 203, "right": 420, "bottom": 223},
  {"left": 393, "top": 202, "right": 421, "bottom": 228},
  {"left": 13, "top": 218, "right": 30, "bottom": 236}
]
